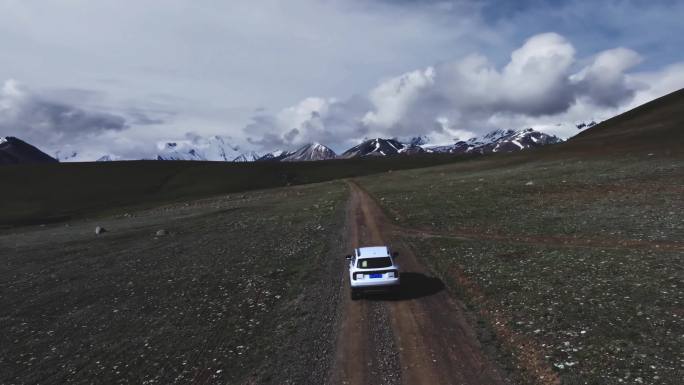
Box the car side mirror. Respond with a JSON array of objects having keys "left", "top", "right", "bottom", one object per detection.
[
  {"left": 345, "top": 255, "right": 352, "bottom": 261},
  {"left": 392, "top": 251, "right": 399, "bottom": 258}
]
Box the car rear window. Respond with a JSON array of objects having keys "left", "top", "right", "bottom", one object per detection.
[{"left": 357, "top": 257, "right": 392, "bottom": 269}]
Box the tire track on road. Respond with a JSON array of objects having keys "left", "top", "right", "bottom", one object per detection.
[
  {"left": 328, "top": 181, "right": 508, "bottom": 385},
  {"left": 328, "top": 182, "right": 400, "bottom": 385}
]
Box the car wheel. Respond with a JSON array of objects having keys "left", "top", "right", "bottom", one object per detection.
[{"left": 350, "top": 289, "right": 361, "bottom": 301}]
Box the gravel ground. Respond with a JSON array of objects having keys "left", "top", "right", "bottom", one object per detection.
[
  {"left": 367, "top": 302, "right": 402, "bottom": 385},
  {"left": 358, "top": 154, "right": 684, "bottom": 385},
  {"left": 0, "top": 181, "right": 348, "bottom": 385}
]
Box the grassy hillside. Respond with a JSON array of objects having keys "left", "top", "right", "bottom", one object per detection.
[
  {"left": 357, "top": 153, "right": 682, "bottom": 384},
  {"left": 564, "top": 88, "right": 684, "bottom": 154},
  {"left": 345, "top": 88, "right": 684, "bottom": 385},
  {"left": 5, "top": 88, "right": 680, "bottom": 227},
  {"left": 0, "top": 153, "right": 473, "bottom": 227}
]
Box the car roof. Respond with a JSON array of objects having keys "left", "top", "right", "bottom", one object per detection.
[{"left": 356, "top": 246, "right": 390, "bottom": 258}]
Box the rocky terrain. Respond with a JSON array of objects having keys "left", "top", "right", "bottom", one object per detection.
[{"left": 0, "top": 182, "right": 348, "bottom": 384}]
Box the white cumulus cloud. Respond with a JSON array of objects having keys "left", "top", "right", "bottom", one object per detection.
[{"left": 245, "top": 32, "right": 683, "bottom": 149}]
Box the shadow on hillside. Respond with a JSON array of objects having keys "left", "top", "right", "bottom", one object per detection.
[{"left": 362, "top": 272, "right": 444, "bottom": 301}]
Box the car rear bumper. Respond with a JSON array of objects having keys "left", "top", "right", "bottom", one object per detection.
[{"left": 350, "top": 277, "right": 400, "bottom": 289}]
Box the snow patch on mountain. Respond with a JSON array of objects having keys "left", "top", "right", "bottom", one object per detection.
[
  {"left": 258, "top": 149, "right": 293, "bottom": 161},
  {"left": 156, "top": 142, "right": 204, "bottom": 161},
  {"left": 427, "top": 128, "right": 562, "bottom": 154},
  {"left": 341, "top": 138, "right": 408, "bottom": 158},
  {"left": 96, "top": 155, "right": 121, "bottom": 162},
  {"left": 233, "top": 151, "right": 262, "bottom": 162},
  {"left": 282, "top": 142, "right": 337, "bottom": 161},
  {"left": 156, "top": 135, "right": 241, "bottom": 161}
]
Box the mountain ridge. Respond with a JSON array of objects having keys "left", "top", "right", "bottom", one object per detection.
[
  {"left": 280, "top": 142, "right": 337, "bottom": 161},
  {"left": 428, "top": 128, "right": 562, "bottom": 155},
  {"left": 9, "top": 127, "right": 564, "bottom": 164},
  {"left": 565, "top": 88, "right": 684, "bottom": 153},
  {"left": 0, "top": 137, "right": 58, "bottom": 165}
]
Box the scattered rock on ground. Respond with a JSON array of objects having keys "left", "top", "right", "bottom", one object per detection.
[
  {"left": 95, "top": 226, "right": 106, "bottom": 235},
  {"left": 156, "top": 229, "right": 169, "bottom": 236},
  {"left": 525, "top": 181, "right": 535, "bottom": 186}
]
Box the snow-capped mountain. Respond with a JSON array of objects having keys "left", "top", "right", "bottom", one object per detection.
[
  {"left": 233, "top": 151, "right": 262, "bottom": 162},
  {"left": 281, "top": 143, "right": 336, "bottom": 161},
  {"left": 257, "top": 143, "right": 336, "bottom": 161},
  {"left": 156, "top": 135, "right": 241, "bottom": 161},
  {"left": 156, "top": 142, "right": 204, "bottom": 161},
  {"left": 258, "top": 149, "right": 293, "bottom": 161},
  {"left": 428, "top": 128, "right": 562, "bottom": 154},
  {"left": 200, "top": 136, "right": 242, "bottom": 161},
  {"left": 43, "top": 126, "right": 563, "bottom": 163},
  {"left": 340, "top": 138, "right": 424, "bottom": 158},
  {"left": 404, "top": 136, "right": 431, "bottom": 147},
  {"left": 0, "top": 136, "right": 58, "bottom": 165}
]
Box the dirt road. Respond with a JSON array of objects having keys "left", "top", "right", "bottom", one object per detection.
[{"left": 328, "top": 182, "right": 508, "bottom": 385}]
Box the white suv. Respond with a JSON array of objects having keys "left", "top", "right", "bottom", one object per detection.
[{"left": 346, "top": 246, "right": 400, "bottom": 300}]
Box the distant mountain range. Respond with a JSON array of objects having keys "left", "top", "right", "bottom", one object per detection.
[
  {"left": 427, "top": 128, "right": 562, "bottom": 154},
  {"left": 256, "top": 128, "right": 562, "bottom": 161},
  {"left": 0, "top": 127, "right": 564, "bottom": 165},
  {"left": 3, "top": 87, "right": 682, "bottom": 168}
]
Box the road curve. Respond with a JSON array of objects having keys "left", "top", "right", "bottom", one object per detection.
[{"left": 327, "top": 181, "right": 508, "bottom": 385}]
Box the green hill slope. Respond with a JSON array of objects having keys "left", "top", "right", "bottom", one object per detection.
[{"left": 565, "top": 88, "right": 684, "bottom": 153}]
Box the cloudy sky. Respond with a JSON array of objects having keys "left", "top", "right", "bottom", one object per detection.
[{"left": 0, "top": 0, "right": 683, "bottom": 160}]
